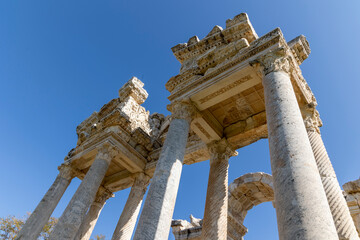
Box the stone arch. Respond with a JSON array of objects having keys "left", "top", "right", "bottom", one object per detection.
[
  {"left": 228, "top": 172, "right": 274, "bottom": 239},
  {"left": 171, "top": 172, "right": 274, "bottom": 240}
]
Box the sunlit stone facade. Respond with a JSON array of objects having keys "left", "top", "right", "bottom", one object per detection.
[{"left": 17, "top": 13, "right": 358, "bottom": 240}]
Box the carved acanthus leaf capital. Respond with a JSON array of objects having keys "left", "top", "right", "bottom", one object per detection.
[
  {"left": 94, "top": 187, "right": 114, "bottom": 204},
  {"left": 207, "top": 139, "right": 237, "bottom": 163},
  {"left": 303, "top": 105, "right": 322, "bottom": 133},
  {"left": 257, "top": 47, "right": 291, "bottom": 75},
  {"left": 132, "top": 172, "right": 151, "bottom": 191},
  {"left": 58, "top": 164, "right": 76, "bottom": 181},
  {"left": 167, "top": 100, "right": 197, "bottom": 123},
  {"left": 96, "top": 142, "right": 118, "bottom": 163}
]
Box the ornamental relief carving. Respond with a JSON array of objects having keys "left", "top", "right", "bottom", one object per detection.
[
  {"left": 168, "top": 101, "right": 197, "bottom": 122},
  {"left": 207, "top": 139, "right": 237, "bottom": 162},
  {"left": 96, "top": 143, "right": 118, "bottom": 162},
  {"left": 302, "top": 104, "right": 322, "bottom": 133},
  {"left": 258, "top": 47, "right": 291, "bottom": 75},
  {"left": 198, "top": 75, "right": 252, "bottom": 104}
]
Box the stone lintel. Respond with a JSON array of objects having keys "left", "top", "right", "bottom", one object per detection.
[
  {"left": 167, "top": 26, "right": 314, "bottom": 107},
  {"left": 68, "top": 134, "right": 146, "bottom": 178}
]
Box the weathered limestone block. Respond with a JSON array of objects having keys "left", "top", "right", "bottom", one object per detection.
[
  {"left": 133, "top": 101, "right": 195, "bottom": 240},
  {"left": 111, "top": 173, "right": 150, "bottom": 240},
  {"left": 201, "top": 139, "right": 236, "bottom": 240},
  {"left": 172, "top": 216, "right": 203, "bottom": 240},
  {"left": 260, "top": 48, "right": 338, "bottom": 239},
  {"left": 49, "top": 143, "right": 116, "bottom": 240},
  {"left": 343, "top": 178, "right": 360, "bottom": 236},
  {"left": 15, "top": 164, "right": 76, "bottom": 240},
  {"left": 75, "top": 188, "right": 113, "bottom": 240}
]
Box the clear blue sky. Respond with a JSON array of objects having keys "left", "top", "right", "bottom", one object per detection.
[{"left": 1, "top": 1, "right": 359, "bottom": 239}]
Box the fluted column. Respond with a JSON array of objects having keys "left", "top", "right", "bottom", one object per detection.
[
  {"left": 133, "top": 101, "right": 195, "bottom": 240},
  {"left": 15, "top": 164, "right": 76, "bottom": 240},
  {"left": 259, "top": 48, "right": 338, "bottom": 240},
  {"left": 111, "top": 173, "right": 150, "bottom": 240},
  {"left": 75, "top": 188, "right": 113, "bottom": 240},
  {"left": 201, "top": 139, "right": 236, "bottom": 240},
  {"left": 304, "top": 108, "right": 360, "bottom": 240},
  {"left": 49, "top": 143, "right": 116, "bottom": 240}
]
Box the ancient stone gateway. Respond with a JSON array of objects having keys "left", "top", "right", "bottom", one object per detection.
[{"left": 16, "top": 13, "right": 359, "bottom": 240}]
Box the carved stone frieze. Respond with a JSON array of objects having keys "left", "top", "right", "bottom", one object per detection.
[{"left": 167, "top": 28, "right": 285, "bottom": 101}]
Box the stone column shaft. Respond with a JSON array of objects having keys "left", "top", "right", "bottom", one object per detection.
[
  {"left": 260, "top": 49, "right": 338, "bottom": 240},
  {"left": 111, "top": 173, "right": 150, "bottom": 240},
  {"left": 15, "top": 164, "right": 75, "bottom": 240},
  {"left": 75, "top": 188, "right": 113, "bottom": 240},
  {"left": 307, "top": 127, "right": 359, "bottom": 240},
  {"left": 201, "top": 139, "right": 235, "bottom": 240},
  {"left": 133, "top": 102, "right": 194, "bottom": 240},
  {"left": 49, "top": 143, "right": 116, "bottom": 240}
]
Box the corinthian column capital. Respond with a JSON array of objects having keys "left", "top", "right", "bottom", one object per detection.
[
  {"left": 257, "top": 47, "right": 292, "bottom": 75},
  {"left": 58, "top": 163, "right": 76, "bottom": 181},
  {"left": 96, "top": 142, "right": 118, "bottom": 163},
  {"left": 132, "top": 172, "right": 151, "bottom": 190},
  {"left": 303, "top": 105, "right": 323, "bottom": 133},
  {"left": 167, "top": 100, "right": 197, "bottom": 123},
  {"left": 207, "top": 139, "right": 237, "bottom": 163},
  {"left": 94, "top": 187, "right": 114, "bottom": 206}
]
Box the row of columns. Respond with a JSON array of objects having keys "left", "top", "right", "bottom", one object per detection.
[
  {"left": 133, "top": 48, "right": 358, "bottom": 240},
  {"left": 18, "top": 47, "right": 358, "bottom": 240},
  {"left": 17, "top": 143, "right": 151, "bottom": 240}
]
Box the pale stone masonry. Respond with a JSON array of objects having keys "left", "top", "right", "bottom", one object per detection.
[
  {"left": 20, "top": 12, "right": 357, "bottom": 240},
  {"left": 344, "top": 178, "right": 360, "bottom": 236}
]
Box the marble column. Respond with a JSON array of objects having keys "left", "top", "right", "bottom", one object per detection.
[
  {"left": 133, "top": 101, "right": 194, "bottom": 240},
  {"left": 15, "top": 164, "right": 75, "bottom": 240},
  {"left": 75, "top": 188, "right": 113, "bottom": 240},
  {"left": 304, "top": 108, "right": 360, "bottom": 240},
  {"left": 201, "top": 139, "right": 236, "bottom": 240},
  {"left": 111, "top": 173, "right": 150, "bottom": 240},
  {"left": 49, "top": 143, "right": 116, "bottom": 240},
  {"left": 259, "top": 48, "right": 338, "bottom": 240}
]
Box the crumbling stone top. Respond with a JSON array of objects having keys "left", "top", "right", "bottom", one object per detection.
[{"left": 171, "top": 13, "right": 258, "bottom": 64}]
